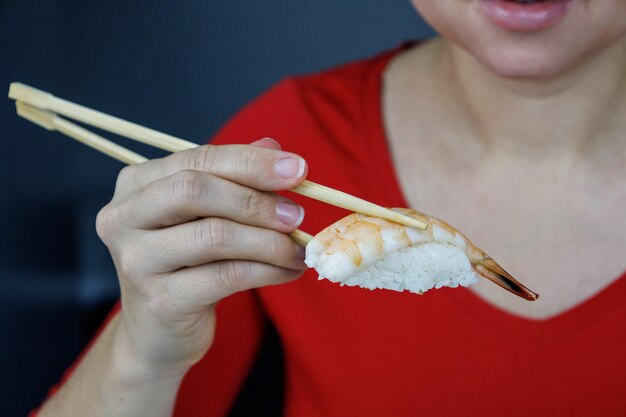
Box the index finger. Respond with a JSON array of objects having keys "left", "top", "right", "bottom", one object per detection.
[{"left": 116, "top": 142, "right": 307, "bottom": 197}]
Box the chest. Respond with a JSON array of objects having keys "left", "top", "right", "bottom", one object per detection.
[
  {"left": 262, "top": 278, "right": 626, "bottom": 417},
  {"left": 386, "top": 131, "right": 626, "bottom": 319}
]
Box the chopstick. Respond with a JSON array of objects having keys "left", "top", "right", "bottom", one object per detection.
[
  {"left": 8, "top": 82, "right": 428, "bottom": 231},
  {"left": 15, "top": 101, "right": 314, "bottom": 246},
  {"left": 9, "top": 83, "right": 196, "bottom": 152}
]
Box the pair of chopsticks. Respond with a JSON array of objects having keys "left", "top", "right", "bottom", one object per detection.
[{"left": 8, "top": 82, "right": 428, "bottom": 245}]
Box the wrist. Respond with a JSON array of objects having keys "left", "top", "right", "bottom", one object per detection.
[
  {"left": 109, "top": 316, "right": 191, "bottom": 385},
  {"left": 89, "top": 315, "right": 189, "bottom": 417}
]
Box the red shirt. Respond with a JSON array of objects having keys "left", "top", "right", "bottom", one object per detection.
[{"left": 34, "top": 45, "right": 626, "bottom": 416}]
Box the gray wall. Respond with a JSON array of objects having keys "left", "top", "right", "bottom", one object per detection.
[{"left": 0, "top": 1, "right": 434, "bottom": 415}]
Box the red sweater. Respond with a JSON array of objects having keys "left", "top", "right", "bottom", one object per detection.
[{"left": 34, "top": 46, "right": 626, "bottom": 417}]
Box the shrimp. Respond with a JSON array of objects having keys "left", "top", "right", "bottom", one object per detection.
[{"left": 305, "top": 208, "right": 538, "bottom": 301}]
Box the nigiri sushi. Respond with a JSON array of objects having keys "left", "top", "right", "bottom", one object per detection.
[{"left": 305, "top": 208, "right": 538, "bottom": 301}]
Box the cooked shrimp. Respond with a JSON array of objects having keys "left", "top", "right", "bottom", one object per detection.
[{"left": 305, "top": 208, "right": 538, "bottom": 301}]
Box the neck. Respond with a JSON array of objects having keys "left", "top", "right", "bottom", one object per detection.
[{"left": 436, "top": 37, "right": 626, "bottom": 165}]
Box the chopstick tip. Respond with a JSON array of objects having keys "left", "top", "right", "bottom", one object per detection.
[
  {"left": 8, "top": 82, "right": 22, "bottom": 99},
  {"left": 401, "top": 216, "right": 428, "bottom": 230},
  {"left": 15, "top": 102, "right": 56, "bottom": 131},
  {"left": 8, "top": 82, "right": 52, "bottom": 109}
]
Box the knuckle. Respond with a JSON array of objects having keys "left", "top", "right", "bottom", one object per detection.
[
  {"left": 243, "top": 189, "right": 263, "bottom": 218},
  {"left": 117, "top": 249, "right": 144, "bottom": 280},
  {"left": 115, "top": 165, "right": 137, "bottom": 192},
  {"left": 239, "top": 149, "right": 261, "bottom": 179},
  {"left": 215, "top": 261, "right": 250, "bottom": 292},
  {"left": 196, "top": 218, "right": 233, "bottom": 250},
  {"left": 187, "top": 145, "right": 217, "bottom": 171},
  {"left": 172, "top": 170, "right": 205, "bottom": 203},
  {"left": 146, "top": 295, "right": 165, "bottom": 317},
  {"left": 146, "top": 294, "right": 169, "bottom": 318},
  {"left": 240, "top": 150, "right": 253, "bottom": 178},
  {"left": 95, "top": 204, "right": 118, "bottom": 242},
  {"left": 270, "top": 232, "right": 285, "bottom": 256}
]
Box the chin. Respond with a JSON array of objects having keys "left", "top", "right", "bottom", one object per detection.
[
  {"left": 460, "top": 37, "right": 577, "bottom": 80},
  {"left": 412, "top": 0, "right": 626, "bottom": 81}
]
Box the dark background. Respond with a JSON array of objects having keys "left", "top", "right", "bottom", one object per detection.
[{"left": 0, "top": 1, "right": 433, "bottom": 415}]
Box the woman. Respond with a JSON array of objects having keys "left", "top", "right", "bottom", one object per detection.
[{"left": 35, "top": 1, "right": 626, "bottom": 416}]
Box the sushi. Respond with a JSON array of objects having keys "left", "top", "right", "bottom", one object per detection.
[{"left": 305, "top": 208, "right": 538, "bottom": 301}]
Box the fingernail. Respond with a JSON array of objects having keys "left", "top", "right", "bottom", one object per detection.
[
  {"left": 276, "top": 201, "right": 304, "bottom": 226},
  {"left": 275, "top": 157, "right": 305, "bottom": 180},
  {"left": 295, "top": 244, "right": 306, "bottom": 260},
  {"left": 250, "top": 137, "right": 281, "bottom": 150}
]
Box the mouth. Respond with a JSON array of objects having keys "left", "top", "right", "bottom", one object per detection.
[
  {"left": 503, "top": 0, "right": 553, "bottom": 3},
  {"left": 478, "top": 0, "right": 573, "bottom": 32}
]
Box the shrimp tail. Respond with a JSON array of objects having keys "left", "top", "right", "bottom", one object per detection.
[{"left": 473, "top": 257, "right": 539, "bottom": 301}]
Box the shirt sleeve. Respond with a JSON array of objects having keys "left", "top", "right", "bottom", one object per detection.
[{"left": 28, "top": 79, "right": 309, "bottom": 417}]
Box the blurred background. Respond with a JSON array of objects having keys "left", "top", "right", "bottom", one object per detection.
[{"left": 0, "top": 1, "right": 433, "bottom": 415}]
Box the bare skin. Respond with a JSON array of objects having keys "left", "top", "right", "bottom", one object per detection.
[{"left": 384, "top": 36, "right": 626, "bottom": 319}]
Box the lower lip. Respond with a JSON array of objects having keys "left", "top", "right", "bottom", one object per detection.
[{"left": 478, "top": 0, "right": 572, "bottom": 32}]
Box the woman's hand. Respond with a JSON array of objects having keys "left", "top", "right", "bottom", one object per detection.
[{"left": 96, "top": 138, "right": 307, "bottom": 376}]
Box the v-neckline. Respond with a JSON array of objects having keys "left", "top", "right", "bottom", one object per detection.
[{"left": 359, "top": 42, "right": 626, "bottom": 336}]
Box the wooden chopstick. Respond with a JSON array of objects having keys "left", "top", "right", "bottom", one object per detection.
[
  {"left": 9, "top": 82, "right": 428, "bottom": 231},
  {"left": 15, "top": 101, "right": 315, "bottom": 247},
  {"left": 10, "top": 83, "right": 196, "bottom": 152}
]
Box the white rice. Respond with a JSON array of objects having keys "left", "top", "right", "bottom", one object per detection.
[{"left": 305, "top": 241, "right": 478, "bottom": 295}]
